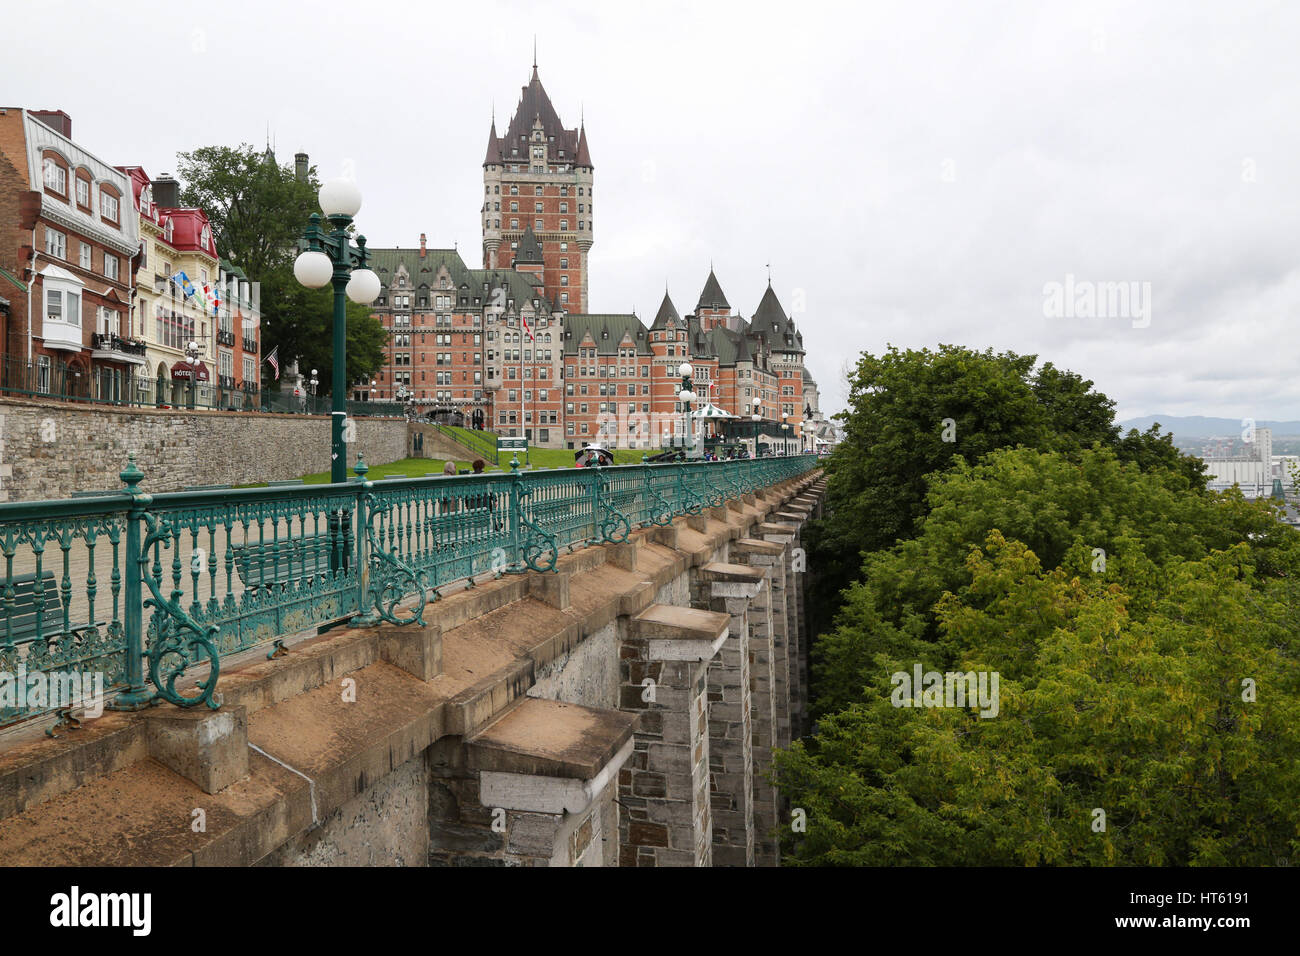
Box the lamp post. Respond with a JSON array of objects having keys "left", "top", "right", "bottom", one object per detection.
[
  {"left": 293, "top": 178, "right": 381, "bottom": 485},
  {"left": 677, "top": 362, "right": 696, "bottom": 459},
  {"left": 781, "top": 416, "right": 791, "bottom": 456},
  {"left": 750, "top": 396, "right": 762, "bottom": 457},
  {"left": 309, "top": 368, "right": 319, "bottom": 396},
  {"left": 185, "top": 339, "right": 201, "bottom": 409}
]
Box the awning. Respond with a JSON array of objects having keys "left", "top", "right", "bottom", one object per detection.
[
  {"left": 691, "top": 402, "right": 736, "bottom": 419},
  {"left": 170, "top": 360, "right": 210, "bottom": 382}
]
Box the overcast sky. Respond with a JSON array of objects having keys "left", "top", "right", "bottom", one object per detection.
[{"left": 14, "top": 0, "right": 1300, "bottom": 421}]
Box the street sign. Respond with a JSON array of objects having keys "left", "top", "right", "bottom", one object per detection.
[{"left": 497, "top": 437, "right": 528, "bottom": 452}]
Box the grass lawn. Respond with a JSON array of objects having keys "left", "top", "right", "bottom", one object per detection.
[{"left": 233, "top": 446, "right": 656, "bottom": 486}]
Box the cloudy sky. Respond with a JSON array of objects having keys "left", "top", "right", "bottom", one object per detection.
[{"left": 14, "top": 0, "right": 1299, "bottom": 420}]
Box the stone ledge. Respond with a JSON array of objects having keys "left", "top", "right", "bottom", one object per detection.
[
  {"left": 630, "top": 604, "right": 730, "bottom": 643},
  {"left": 479, "top": 737, "right": 635, "bottom": 816},
  {"left": 467, "top": 697, "right": 638, "bottom": 780}
]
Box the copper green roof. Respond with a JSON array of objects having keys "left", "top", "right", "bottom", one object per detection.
[{"left": 563, "top": 313, "right": 647, "bottom": 356}]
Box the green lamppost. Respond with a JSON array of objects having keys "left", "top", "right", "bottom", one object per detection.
[
  {"left": 293, "top": 178, "right": 381, "bottom": 484},
  {"left": 677, "top": 361, "right": 697, "bottom": 459}
]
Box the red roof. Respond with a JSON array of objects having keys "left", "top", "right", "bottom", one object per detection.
[{"left": 157, "top": 207, "right": 217, "bottom": 259}]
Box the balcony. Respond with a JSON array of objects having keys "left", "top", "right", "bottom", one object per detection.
[
  {"left": 91, "top": 332, "right": 148, "bottom": 365},
  {"left": 217, "top": 329, "right": 236, "bottom": 347},
  {"left": 218, "top": 374, "right": 235, "bottom": 389},
  {"left": 241, "top": 380, "right": 259, "bottom": 394},
  {"left": 242, "top": 337, "right": 258, "bottom": 354}
]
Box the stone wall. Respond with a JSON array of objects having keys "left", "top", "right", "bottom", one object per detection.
[{"left": 0, "top": 396, "right": 409, "bottom": 501}]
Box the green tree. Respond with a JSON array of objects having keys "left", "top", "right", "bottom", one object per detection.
[
  {"left": 804, "top": 345, "right": 1204, "bottom": 639},
  {"left": 779, "top": 446, "right": 1300, "bottom": 865},
  {"left": 176, "top": 145, "right": 386, "bottom": 393}
]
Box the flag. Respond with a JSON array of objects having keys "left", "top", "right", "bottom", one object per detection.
[
  {"left": 265, "top": 346, "right": 280, "bottom": 380},
  {"left": 171, "top": 271, "right": 196, "bottom": 300},
  {"left": 521, "top": 312, "right": 535, "bottom": 342}
]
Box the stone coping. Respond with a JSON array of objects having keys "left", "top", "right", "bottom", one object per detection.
[{"left": 467, "top": 698, "right": 637, "bottom": 779}]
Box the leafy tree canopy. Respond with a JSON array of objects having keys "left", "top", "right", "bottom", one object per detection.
[
  {"left": 176, "top": 145, "right": 386, "bottom": 392},
  {"left": 780, "top": 445, "right": 1300, "bottom": 865},
  {"left": 803, "top": 345, "right": 1206, "bottom": 635}
]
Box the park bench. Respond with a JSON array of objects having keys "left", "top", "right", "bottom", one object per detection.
[
  {"left": 229, "top": 534, "right": 342, "bottom": 593},
  {"left": 1, "top": 570, "right": 99, "bottom": 645}
]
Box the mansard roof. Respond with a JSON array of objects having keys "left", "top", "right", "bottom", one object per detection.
[{"left": 563, "top": 313, "right": 647, "bottom": 356}]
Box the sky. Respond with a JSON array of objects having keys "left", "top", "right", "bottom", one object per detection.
[{"left": 12, "top": 0, "right": 1300, "bottom": 420}]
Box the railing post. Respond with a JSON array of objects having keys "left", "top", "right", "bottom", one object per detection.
[
  {"left": 109, "top": 454, "right": 153, "bottom": 711},
  {"left": 508, "top": 454, "right": 523, "bottom": 568},
  {"left": 352, "top": 455, "right": 378, "bottom": 626}
]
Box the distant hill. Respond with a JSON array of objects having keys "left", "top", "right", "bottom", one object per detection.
[{"left": 1119, "top": 416, "right": 1300, "bottom": 438}]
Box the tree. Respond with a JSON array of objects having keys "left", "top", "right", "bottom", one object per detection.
[
  {"left": 778, "top": 445, "right": 1300, "bottom": 866},
  {"left": 176, "top": 145, "right": 386, "bottom": 392},
  {"left": 803, "top": 345, "right": 1204, "bottom": 639}
]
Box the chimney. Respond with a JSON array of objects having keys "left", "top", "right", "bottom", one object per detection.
[
  {"left": 153, "top": 173, "right": 180, "bottom": 208},
  {"left": 294, "top": 152, "right": 308, "bottom": 183},
  {"left": 30, "top": 110, "right": 72, "bottom": 138},
  {"left": 420, "top": 233, "right": 426, "bottom": 258}
]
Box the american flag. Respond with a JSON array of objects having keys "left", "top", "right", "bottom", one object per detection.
[{"left": 265, "top": 346, "right": 280, "bottom": 380}]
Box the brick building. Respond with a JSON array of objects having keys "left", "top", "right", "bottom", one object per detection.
[
  {"left": 0, "top": 108, "right": 142, "bottom": 402},
  {"left": 118, "top": 167, "right": 261, "bottom": 409},
  {"left": 367, "top": 63, "right": 820, "bottom": 453}
]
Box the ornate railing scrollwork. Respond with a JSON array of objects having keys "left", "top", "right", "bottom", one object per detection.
[
  {"left": 594, "top": 473, "right": 632, "bottom": 543},
  {"left": 139, "top": 513, "right": 220, "bottom": 709},
  {"left": 645, "top": 469, "right": 674, "bottom": 526},
  {"left": 364, "top": 493, "right": 430, "bottom": 626},
  {"left": 677, "top": 468, "right": 706, "bottom": 515},
  {"left": 515, "top": 487, "right": 559, "bottom": 573}
]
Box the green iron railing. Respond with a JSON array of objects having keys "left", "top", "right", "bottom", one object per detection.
[{"left": 0, "top": 453, "right": 817, "bottom": 731}]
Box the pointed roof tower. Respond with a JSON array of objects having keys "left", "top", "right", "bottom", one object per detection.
[
  {"left": 513, "top": 225, "right": 544, "bottom": 265},
  {"left": 750, "top": 282, "right": 790, "bottom": 336},
  {"left": 483, "top": 117, "right": 503, "bottom": 166},
  {"left": 650, "top": 291, "right": 681, "bottom": 330},
  {"left": 576, "top": 123, "right": 593, "bottom": 168},
  {"left": 696, "top": 267, "right": 730, "bottom": 311}
]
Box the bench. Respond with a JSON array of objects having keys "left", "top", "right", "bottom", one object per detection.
[
  {"left": 229, "top": 534, "right": 343, "bottom": 592},
  {"left": 1, "top": 570, "right": 98, "bottom": 645}
]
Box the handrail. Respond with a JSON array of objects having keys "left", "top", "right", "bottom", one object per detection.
[{"left": 0, "top": 453, "right": 818, "bottom": 730}]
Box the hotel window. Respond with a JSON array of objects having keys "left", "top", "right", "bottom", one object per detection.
[
  {"left": 100, "top": 192, "right": 119, "bottom": 222},
  {"left": 104, "top": 255, "right": 118, "bottom": 280},
  {"left": 534, "top": 186, "right": 542, "bottom": 196},
  {"left": 510, "top": 202, "right": 518, "bottom": 212},
  {"left": 561, "top": 292, "right": 569, "bottom": 303},
  {"left": 79, "top": 242, "right": 91, "bottom": 270},
  {"left": 244, "top": 356, "right": 256, "bottom": 383},
  {"left": 560, "top": 220, "right": 568, "bottom": 231},
  {"left": 45, "top": 227, "right": 67, "bottom": 259},
  {"left": 37, "top": 356, "right": 51, "bottom": 394},
  {"left": 579, "top": 221, "right": 585, "bottom": 230},
  {"left": 559, "top": 258, "right": 568, "bottom": 269},
  {"left": 43, "top": 158, "right": 66, "bottom": 194},
  {"left": 510, "top": 220, "right": 518, "bottom": 229},
  {"left": 535, "top": 219, "right": 543, "bottom": 231},
  {"left": 219, "top": 350, "right": 233, "bottom": 378},
  {"left": 97, "top": 306, "right": 119, "bottom": 335},
  {"left": 535, "top": 202, "right": 543, "bottom": 213},
  {"left": 45, "top": 287, "right": 80, "bottom": 325},
  {"left": 76, "top": 178, "right": 90, "bottom": 207},
  {"left": 510, "top": 185, "right": 518, "bottom": 195},
  {"left": 560, "top": 275, "right": 568, "bottom": 286}
]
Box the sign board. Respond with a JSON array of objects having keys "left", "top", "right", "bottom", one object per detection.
[{"left": 497, "top": 437, "right": 528, "bottom": 452}]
